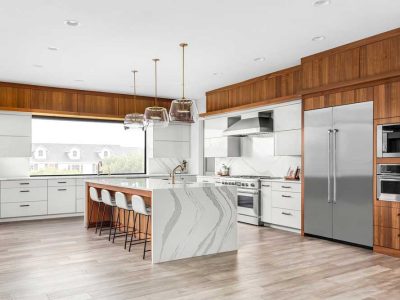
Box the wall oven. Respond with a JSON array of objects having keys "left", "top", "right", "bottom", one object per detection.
[
  {"left": 377, "top": 124, "right": 400, "bottom": 157},
  {"left": 377, "top": 164, "right": 400, "bottom": 202}
]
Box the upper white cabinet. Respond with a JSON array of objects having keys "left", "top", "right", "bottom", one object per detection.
[
  {"left": 0, "top": 111, "right": 32, "bottom": 157},
  {"left": 147, "top": 123, "right": 191, "bottom": 158},
  {"left": 273, "top": 103, "right": 301, "bottom": 132},
  {"left": 204, "top": 116, "right": 241, "bottom": 157}
]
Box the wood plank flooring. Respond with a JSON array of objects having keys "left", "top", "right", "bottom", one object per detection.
[{"left": 0, "top": 217, "right": 400, "bottom": 300}]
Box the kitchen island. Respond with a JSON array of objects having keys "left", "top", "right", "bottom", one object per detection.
[{"left": 85, "top": 178, "right": 237, "bottom": 263}]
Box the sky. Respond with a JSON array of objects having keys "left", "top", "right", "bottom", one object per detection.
[{"left": 32, "top": 118, "right": 145, "bottom": 148}]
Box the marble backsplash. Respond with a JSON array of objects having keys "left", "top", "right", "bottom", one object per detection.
[
  {"left": 215, "top": 135, "right": 301, "bottom": 177},
  {"left": 147, "top": 158, "right": 191, "bottom": 175}
]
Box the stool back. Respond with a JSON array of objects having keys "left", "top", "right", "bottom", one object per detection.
[
  {"left": 115, "top": 192, "right": 129, "bottom": 210},
  {"left": 89, "top": 187, "right": 101, "bottom": 202},
  {"left": 131, "top": 195, "right": 149, "bottom": 215},
  {"left": 101, "top": 189, "right": 114, "bottom": 206}
]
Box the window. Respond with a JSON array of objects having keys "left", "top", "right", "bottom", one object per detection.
[{"left": 30, "top": 117, "right": 146, "bottom": 176}]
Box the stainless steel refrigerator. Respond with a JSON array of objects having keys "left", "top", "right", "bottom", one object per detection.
[{"left": 304, "top": 101, "right": 373, "bottom": 247}]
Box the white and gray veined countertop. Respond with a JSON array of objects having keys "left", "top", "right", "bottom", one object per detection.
[{"left": 0, "top": 174, "right": 197, "bottom": 181}]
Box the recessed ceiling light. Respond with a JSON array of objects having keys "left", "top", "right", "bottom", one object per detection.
[
  {"left": 47, "top": 46, "right": 58, "bottom": 51},
  {"left": 313, "top": 0, "right": 331, "bottom": 7},
  {"left": 254, "top": 57, "right": 266, "bottom": 62},
  {"left": 312, "top": 36, "right": 326, "bottom": 42},
  {"left": 33, "top": 64, "right": 43, "bottom": 68},
  {"left": 64, "top": 20, "right": 80, "bottom": 27}
]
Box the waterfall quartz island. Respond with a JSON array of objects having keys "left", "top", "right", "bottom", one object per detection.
[{"left": 85, "top": 178, "right": 238, "bottom": 263}]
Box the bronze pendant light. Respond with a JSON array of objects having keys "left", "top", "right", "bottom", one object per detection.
[
  {"left": 124, "top": 70, "right": 146, "bottom": 130},
  {"left": 144, "top": 58, "right": 169, "bottom": 127},
  {"left": 169, "top": 43, "right": 198, "bottom": 123}
]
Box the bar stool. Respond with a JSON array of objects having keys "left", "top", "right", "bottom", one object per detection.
[
  {"left": 128, "top": 195, "right": 151, "bottom": 259},
  {"left": 100, "top": 189, "right": 118, "bottom": 241},
  {"left": 88, "top": 187, "right": 103, "bottom": 233},
  {"left": 115, "top": 192, "right": 139, "bottom": 249}
]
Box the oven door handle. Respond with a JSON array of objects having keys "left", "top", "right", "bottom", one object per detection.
[
  {"left": 237, "top": 190, "right": 259, "bottom": 196},
  {"left": 378, "top": 177, "right": 400, "bottom": 181}
]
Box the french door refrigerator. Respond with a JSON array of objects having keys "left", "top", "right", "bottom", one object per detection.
[{"left": 304, "top": 101, "right": 373, "bottom": 247}]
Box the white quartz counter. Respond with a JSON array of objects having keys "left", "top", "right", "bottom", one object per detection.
[{"left": 0, "top": 174, "right": 197, "bottom": 181}]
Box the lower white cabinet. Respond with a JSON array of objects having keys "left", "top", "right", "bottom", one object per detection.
[
  {"left": 1, "top": 201, "right": 47, "bottom": 218},
  {"left": 271, "top": 208, "right": 301, "bottom": 229},
  {"left": 261, "top": 183, "right": 272, "bottom": 223},
  {"left": 274, "top": 129, "right": 301, "bottom": 156},
  {"left": 1, "top": 187, "right": 47, "bottom": 203},
  {"left": 76, "top": 185, "right": 85, "bottom": 213},
  {"left": 48, "top": 186, "right": 76, "bottom": 214}
]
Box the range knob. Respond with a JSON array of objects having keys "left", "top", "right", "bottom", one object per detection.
[{"left": 250, "top": 183, "right": 255, "bottom": 187}]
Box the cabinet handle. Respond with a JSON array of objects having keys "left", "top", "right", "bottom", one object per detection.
[
  {"left": 57, "top": 181, "right": 67, "bottom": 184},
  {"left": 281, "top": 195, "right": 292, "bottom": 198},
  {"left": 281, "top": 212, "right": 292, "bottom": 216},
  {"left": 20, "top": 190, "right": 30, "bottom": 193},
  {"left": 19, "top": 204, "right": 30, "bottom": 207},
  {"left": 58, "top": 188, "right": 67, "bottom": 191},
  {"left": 262, "top": 185, "right": 270, "bottom": 187},
  {"left": 281, "top": 186, "right": 291, "bottom": 189},
  {"left": 19, "top": 182, "right": 30, "bottom": 185}
]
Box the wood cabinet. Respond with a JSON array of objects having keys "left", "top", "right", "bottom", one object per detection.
[
  {"left": 206, "top": 90, "right": 230, "bottom": 112},
  {"left": 374, "top": 226, "right": 400, "bottom": 250},
  {"left": 0, "top": 85, "right": 31, "bottom": 109},
  {"left": 375, "top": 206, "right": 400, "bottom": 229},
  {"left": 77, "top": 94, "right": 119, "bottom": 117},
  {"left": 374, "top": 81, "right": 400, "bottom": 119},
  {"left": 31, "top": 89, "right": 78, "bottom": 113}
]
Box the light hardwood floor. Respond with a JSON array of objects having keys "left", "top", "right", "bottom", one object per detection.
[{"left": 0, "top": 217, "right": 399, "bottom": 300}]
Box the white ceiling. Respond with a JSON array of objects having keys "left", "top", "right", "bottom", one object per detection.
[{"left": 0, "top": 0, "right": 399, "bottom": 105}]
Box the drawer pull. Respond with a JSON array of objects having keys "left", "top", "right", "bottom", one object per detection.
[
  {"left": 19, "top": 204, "right": 30, "bottom": 207},
  {"left": 281, "top": 212, "right": 292, "bottom": 216},
  {"left": 58, "top": 188, "right": 67, "bottom": 191},
  {"left": 262, "top": 185, "right": 270, "bottom": 187},
  {"left": 20, "top": 190, "right": 30, "bottom": 193},
  {"left": 57, "top": 181, "right": 67, "bottom": 184},
  {"left": 281, "top": 195, "right": 292, "bottom": 198},
  {"left": 19, "top": 182, "right": 30, "bottom": 185},
  {"left": 281, "top": 186, "right": 292, "bottom": 189}
]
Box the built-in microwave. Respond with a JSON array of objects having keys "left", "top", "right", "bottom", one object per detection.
[{"left": 377, "top": 124, "right": 400, "bottom": 157}]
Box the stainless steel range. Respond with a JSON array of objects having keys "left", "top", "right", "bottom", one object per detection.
[{"left": 219, "top": 176, "right": 278, "bottom": 225}]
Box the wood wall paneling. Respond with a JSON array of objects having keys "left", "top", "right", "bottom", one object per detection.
[
  {"left": 156, "top": 98, "right": 172, "bottom": 110},
  {"left": 117, "top": 96, "right": 135, "bottom": 117},
  {"left": 0, "top": 85, "right": 31, "bottom": 109},
  {"left": 206, "top": 90, "right": 230, "bottom": 112},
  {"left": 136, "top": 97, "right": 156, "bottom": 115},
  {"left": 31, "top": 89, "right": 78, "bottom": 113},
  {"left": 77, "top": 94, "right": 119, "bottom": 117}
]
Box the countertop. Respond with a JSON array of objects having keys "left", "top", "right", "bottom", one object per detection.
[
  {"left": 0, "top": 174, "right": 197, "bottom": 181},
  {"left": 197, "top": 175, "right": 301, "bottom": 183},
  {"left": 86, "top": 178, "right": 222, "bottom": 191}
]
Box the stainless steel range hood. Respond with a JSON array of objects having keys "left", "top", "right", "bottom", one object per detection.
[{"left": 223, "top": 112, "right": 273, "bottom": 136}]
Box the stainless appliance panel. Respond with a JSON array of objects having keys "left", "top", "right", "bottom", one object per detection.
[
  {"left": 377, "top": 175, "right": 400, "bottom": 202},
  {"left": 332, "top": 101, "right": 373, "bottom": 247},
  {"left": 377, "top": 123, "right": 400, "bottom": 157},
  {"left": 237, "top": 188, "right": 259, "bottom": 218},
  {"left": 304, "top": 107, "right": 333, "bottom": 239}
]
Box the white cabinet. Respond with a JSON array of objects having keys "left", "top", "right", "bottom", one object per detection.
[
  {"left": 261, "top": 182, "right": 272, "bottom": 223},
  {"left": 147, "top": 123, "right": 191, "bottom": 158},
  {"left": 1, "top": 201, "right": 47, "bottom": 218},
  {"left": 204, "top": 117, "right": 229, "bottom": 138},
  {"left": 0, "top": 112, "right": 32, "bottom": 158},
  {"left": 204, "top": 136, "right": 240, "bottom": 157},
  {"left": 48, "top": 186, "right": 76, "bottom": 214},
  {"left": 273, "top": 103, "right": 301, "bottom": 132},
  {"left": 1, "top": 187, "right": 47, "bottom": 203},
  {"left": 274, "top": 129, "right": 301, "bottom": 156},
  {"left": 271, "top": 208, "right": 301, "bottom": 229},
  {"left": 76, "top": 184, "right": 85, "bottom": 213}
]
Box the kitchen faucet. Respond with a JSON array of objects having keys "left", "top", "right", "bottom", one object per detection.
[{"left": 170, "top": 160, "right": 187, "bottom": 184}]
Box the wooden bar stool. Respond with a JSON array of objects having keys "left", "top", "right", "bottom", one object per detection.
[
  {"left": 88, "top": 187, "right": 103, "bottom": 233},
  {"left": 128, "top": 195, "right": 151, "bottom": 259}
]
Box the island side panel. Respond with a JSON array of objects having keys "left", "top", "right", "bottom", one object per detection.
[{"left": 152, "top": 185, "right": 237, "bottom": 263}]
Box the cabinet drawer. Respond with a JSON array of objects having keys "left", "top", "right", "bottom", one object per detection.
[
  {"left": 1, "top": 201, "right": 47, "bottom": 218},
  {"left": 272, "top": 191, "right": 301, "bottom": 210},
  {"left": 271, "top": 182, "right": 301, "bottom": 193},
  {"left": 1, "top": 187, "right": 47, "bottom": 203},
  {"left": 1, "top": 179, "right": 47, "bottom": 189},
  {"left": 271, "top": 208, "right": 301, "bottom": 229},
  {"left": 374, "top": 226, "right": 400, "bottom": 250},
  {"left": 76, "top": 199, "right": 84, "bottom": 213},
  {"left": 374, "top": 206, "right": 400, "bottom": 229},
  {"left": 48, "top": 178, "right": 75, "bottom": 187},
  {"left": 48, "top": 186, "right": 76, "bottom": 214}
]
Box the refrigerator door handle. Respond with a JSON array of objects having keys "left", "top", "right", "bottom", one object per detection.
[
  {"left": 333, "top": 129, "right": 339, "bottom": 204},
  {"left": 328, "top": 129, "right": 333, "bottom": 203}
]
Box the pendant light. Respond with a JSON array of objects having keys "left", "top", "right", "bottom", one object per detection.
[
  {"left": 144, "top": 58, "right": 169, "bottom": 127},
  {"left": 169, "top": 43, "right": 198, "bottom": 123},
  {"left": 124, "top": 70, "right": 146, "bottom": 130}
]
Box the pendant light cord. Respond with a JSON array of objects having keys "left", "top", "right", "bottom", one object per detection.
[
  {"left": 180, "top": 43, "right": 188, "bottom": 99},
  {"left": 153, "top": 58, "right": 159, "bottom": 106},
  {"left": 132, "top": 70, "right": 138, "bottom": 112}
]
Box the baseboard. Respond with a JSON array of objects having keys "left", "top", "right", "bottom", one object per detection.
[
  {"left": 374, "top": 245, "right": 400, "bottom": 258},
  {"left": 262, "top": 223, "right": 301, "bottom": 234},
  {"left": 0, "top": 213, "right": 84, "bottom": 223}
]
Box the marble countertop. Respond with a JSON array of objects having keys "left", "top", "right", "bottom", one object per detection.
[
  {"left": 0, "top": 174, "right": 197, "bottom": 181},
  {"left": 86, "top": 178, "right": 223, "bottom": 191}
]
